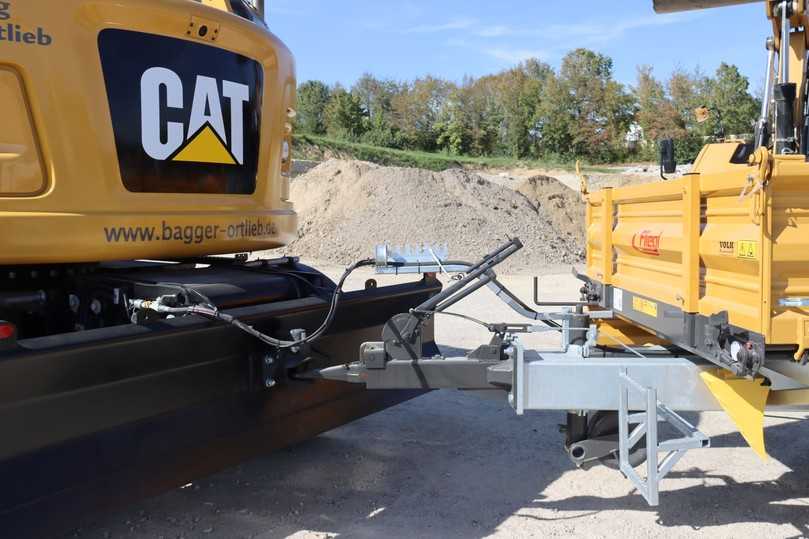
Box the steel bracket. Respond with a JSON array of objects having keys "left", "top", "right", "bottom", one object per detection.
[{"left": 618, "top": 369, "right": 710, "bottom": 506}]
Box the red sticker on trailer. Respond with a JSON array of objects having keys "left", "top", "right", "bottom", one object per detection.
[{"left": 632, "top": 230, "right": 661, "bottom": 256}]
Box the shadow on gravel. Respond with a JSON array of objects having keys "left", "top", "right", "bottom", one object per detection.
[
  {"left": 529, "top": 419, "right": 809, "bottom": 534},
  {"left": 76, "top": 395, "right": 809, "bottom": 539},
  {"left": 76, "top": 390, "right": 568, "bottom": 538}
]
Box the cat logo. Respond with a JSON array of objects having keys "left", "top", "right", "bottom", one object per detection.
[
  {"left": 99, "top": 29, "right": 263, "bottom": 194},
  {"left": 140, "top": 67, "right": 249, "bottom": 166}
]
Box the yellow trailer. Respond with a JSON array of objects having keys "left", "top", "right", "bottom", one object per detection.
[
  {"left": 587, "top": 144, "right": 809, "bottom": 371},
  {"left": 584, "top": 0, "right": 809, "bottom": 379}
]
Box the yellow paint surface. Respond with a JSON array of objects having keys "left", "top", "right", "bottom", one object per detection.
[{"left": 700, "top": 370, "right": 770, "bottom": 460}]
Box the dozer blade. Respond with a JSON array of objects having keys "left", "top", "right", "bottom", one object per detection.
[{"left": 699, "top": 369, "right": 770, "bottom": 459}]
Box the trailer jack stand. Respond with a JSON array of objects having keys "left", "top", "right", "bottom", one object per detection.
[{"left": 618, "top": 370, "right": 710, "bottom": 506}]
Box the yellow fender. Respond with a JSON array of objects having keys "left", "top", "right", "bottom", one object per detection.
[{"left": 700, "top": 369, "right": 770, "bottom": 460}]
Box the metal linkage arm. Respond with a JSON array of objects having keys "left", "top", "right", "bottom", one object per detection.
[
  {"left": 374, "top": 238, "right": 605, "bottom": 327},
  {"left": 411, "top": 238, "right": 523, "bottom": 316}
]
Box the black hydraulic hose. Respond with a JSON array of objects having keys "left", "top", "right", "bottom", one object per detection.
[{"left": 140, "top": 259, "right": 375, "bottom": 349}]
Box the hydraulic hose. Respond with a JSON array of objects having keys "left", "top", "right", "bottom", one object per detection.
[{"left": 132, "top": 259, "right": 375, "bottom": 349}]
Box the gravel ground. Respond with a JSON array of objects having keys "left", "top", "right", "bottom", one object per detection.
[{"left": 74, "top": 269, "right": 809, "bottom": 539}]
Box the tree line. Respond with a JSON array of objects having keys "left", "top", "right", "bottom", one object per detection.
[{"left": 296, "top": 48, "right": 760, "bottom": 163}]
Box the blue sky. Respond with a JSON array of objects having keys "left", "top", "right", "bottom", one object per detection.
[{"left": 266, "top": 0, "right": 770, "bottom": 92}]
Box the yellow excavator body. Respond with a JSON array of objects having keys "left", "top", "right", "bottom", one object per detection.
[{"left": 0, "top": 0, "right": 296, "bottom": 264}]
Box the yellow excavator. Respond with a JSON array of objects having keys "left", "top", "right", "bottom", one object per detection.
[{"left": 0, "top": 1, "right": 440, "bottom": 535}]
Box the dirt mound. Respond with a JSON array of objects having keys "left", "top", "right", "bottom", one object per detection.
[
  {"left": 271, "top": 160, "right": 584, "bottom": 272},
  {"left": 516, "top": 175, "right": 585, "bottom": 237}
]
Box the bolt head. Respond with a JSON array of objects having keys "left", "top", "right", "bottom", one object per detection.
[{"left": 264, "top": 378, "right": 276, "bottom": 388}]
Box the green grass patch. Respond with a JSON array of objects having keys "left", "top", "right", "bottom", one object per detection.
[{"left": 294, "top": 134, "right": 614, "bottom": 173}]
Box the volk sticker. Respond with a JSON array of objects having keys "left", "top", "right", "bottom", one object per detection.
[{"left": 98, "top": 29, "right": 263, "bottom": 194}]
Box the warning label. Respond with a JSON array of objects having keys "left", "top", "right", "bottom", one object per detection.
[
  {"left": 632, "top": 296, "right": 659, "bottom": 318},
  {"left": 736, "top": 240, "right": 758, "bottom": 260}
]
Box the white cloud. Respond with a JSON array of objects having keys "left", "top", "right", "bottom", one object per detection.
[
  {"left": 476, "top": 25, "right": 511, "bottom": 37},
  {"left": 404, "top": 17, "right": 477, "bottom": 34},
  {"left": 540, "top": 13, "right": 694, "bottom": 45},
  {"left": 446, "top": 37, "right": 469, "bottom": 48},
  {"left": 483, "top": 47, "right": 550, "bottom": 63},
  {"left": 472, "top": 12, "right": 696, "bottom": 65}
]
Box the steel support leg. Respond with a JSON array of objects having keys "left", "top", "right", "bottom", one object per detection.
[{"left": 618, "top": 369, "right": 710, "bottom": 506}]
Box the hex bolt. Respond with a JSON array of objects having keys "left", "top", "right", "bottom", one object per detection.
[
  {"left": 68, "top": 294, "right": 80, "bottom": 313},
  {"left": 264, "top": 356, "right": 274, "bottom": 365},
  {"left": 264, "top": 378, "right": 276, "bottom": 389},
  {"left": 90, "top": 299, "right": 102, "bottom": 315}
]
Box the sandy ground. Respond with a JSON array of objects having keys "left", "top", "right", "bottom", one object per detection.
[{"left": 73, "top": 268, "right": 809, "bottom": 539}]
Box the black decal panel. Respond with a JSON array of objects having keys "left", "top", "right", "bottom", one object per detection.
[{"left": 98, "top": 29, "right": 263, "bottom": 194}]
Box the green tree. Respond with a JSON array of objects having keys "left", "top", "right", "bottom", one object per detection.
[
  {"left": 465, "top": 78, "right": 501, "bottom": 156},
  {"left": 352, "top": 73, "right": 398, "bottom": 121},
  {"left": 352, "top": 74, "right": 403, "bottom": 148},
  {"left": 361, "top": 112, "right": 404, "bottom": 148},
  {"left": 435, "top": 86, "right": 473, "bottom": 155},
  {"left": 296, "top": 80, "right": 331, "bottom": 134},
  {"left": 324, "top": 86, "right": 367, "bottom": 140},
  {"left": 298, "top": 50, "right": 760, "bottom": 166},
  {"left": 563, "top": 49, "right": 634, "bottom": 160},
  {"left": 633, "top": 66, "right": 689, "bottom": 159},
  {"left": 534, "top": 74, "right": 575, "bottom": 158},
  {"left": 391, "top": 76, "right": 453, "bottom": 151},
  {"left": 668, "top": 68, "right": 711, "bottom": 134},
  {"left": 496, "top": 61, "right": 550, "bottom": 158},
  {"left": 535, "top": 49, "right": 633, "bottom": 161},
  {"left": 635, "top": 66, "right": 683, "bottom": 140},
  {"left": 665, "top": 68, "right": 713, "bottom": 160},
  {"left": 708, "top": 63, "right": 759, "bottom": 136}
]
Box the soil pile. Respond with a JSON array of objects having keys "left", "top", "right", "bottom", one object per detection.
[
  {"left": 272, "top": 160, "right": 585, "bottom": 272},
  {"left": 515, "top": 175, "right": 586, "bottom": 239}
]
